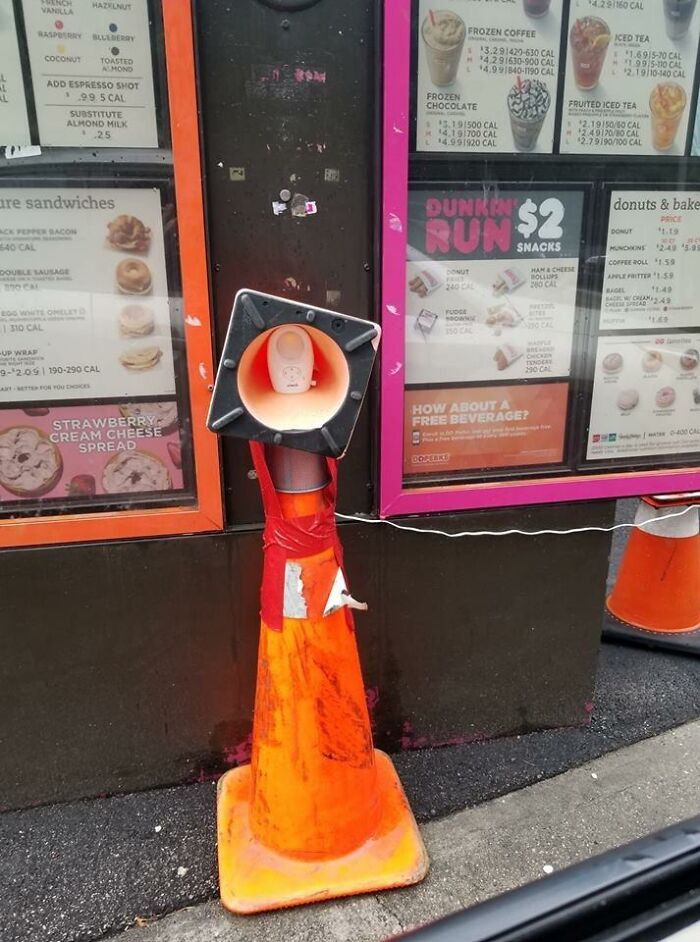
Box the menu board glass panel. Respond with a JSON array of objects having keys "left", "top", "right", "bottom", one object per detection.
[
  {"left": 1, "top": 0, "right": 162, "bottom": 149},
  {"left": 403, "top": 184, "right": 586, "bottom": 482},
  {"left": 20, "top": 0, "right": 159, "bottom": 148},
  {"left": 561, "top": 0, "right": 700, "bottom": 156},
  {"left": 415, "top": 0, "right": 563, "bottom": 154},
  {"left": 0, "top": 1, "right": 221, "bottom": 543},
  {"left": 0, "top": 181, "right": 192, "bottom": 514},
  {"left": 385, "top": 0, "right": 700, "bottom": 513},
  {"left": 586, "top": 187, "right": 700, "bottom": 466},
  {"left": 0, "top": 186, "right": 175, "bottom": 402}
]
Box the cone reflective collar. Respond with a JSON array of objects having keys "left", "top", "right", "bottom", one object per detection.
[{"left": 207, "top": 290, "right": 380, "bottom": 458}]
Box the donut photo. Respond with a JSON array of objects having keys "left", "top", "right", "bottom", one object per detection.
[
  {"left": 642, "top": 350, "right": 663, "bottom": 373},
  {"left": 106, "top": 214, "right": 151, "bottom": 253},
  {"left": 602, "top": 352, "right": 623, "bottom": 375},
  {"left": 0, "top": 426, "right": 63, "bottom": 497},
  {"left": 616, "top": 389, "right": 639, "bottom": 412},
  {"left": 655, "top": 386, "right": 676, "bottom": 409},
  {"left": 102, "top": 450, "right": 172, "bottom": 494},
  {"left": 116, "top": 258, "right": 152, "bottom": 295},
  {"left": 680, "top": 348, "right": 699, "bottom": 372}
]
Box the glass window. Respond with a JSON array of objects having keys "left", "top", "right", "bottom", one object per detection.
[
  {"left": 381, "top": 0, "right": 700, "bottom": 513},
  {"left": 0, "top": 1, "right": 220, "bottom": 540}
]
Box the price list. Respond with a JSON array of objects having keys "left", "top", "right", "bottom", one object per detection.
[
  {"left": 586, "top": 189, "right": 700, "bottom": 462},
  {"left": 416, "top": 0, "right": 563, "bottom": 154},
  {"left": 601, "top": 190, "right": 700, "bottom": 330},
  {"left": 561, "top": 0, "right": 700, "bottom": 156},
  {"left": 21, "top": 0, "right": 158, "bottom": 148}
]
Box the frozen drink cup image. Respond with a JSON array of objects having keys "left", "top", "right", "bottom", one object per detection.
[
  {"left": 650, "top": 82, "right": 687, "bottom": 151},
  {"left": 421, "top": 9, "right": 466, "bottom": 87},
  {"left": 507, "top": 77, "right": 551, "bottom": 151},
  {"left": 570, "top": 17, "right": 611, "bottom": 91},
  {"left": 664, "top": 0, "right": 697, "bottom": 40},
  {"left": 523, "top": 0, "right": 551, "bottom": 17}
]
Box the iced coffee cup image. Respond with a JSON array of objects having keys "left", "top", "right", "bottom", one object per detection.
[
  {"left": 650, "top": 82, "right": 687, "bottom": 151},
  {"left": 421, "top": 9, "right": 466, "bottom": 87},
  {"left": 507, "top": 78, "right": 551, "bottom": 151},
  {"left": 569, "top": 17, "right": 611, "bottom": 91},
  {"left": 664, "top": 0, "right": 697, "bottom": 40},
  {"left": 523, "top": 0, "right": 551, "bottom": 17}
]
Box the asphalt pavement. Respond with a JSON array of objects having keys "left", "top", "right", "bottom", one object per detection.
[
  {"left": 2, "top": 641, "right": 700, "bottom": 942},
  {"left": 109, "top": 720, "right": 700, "bottom": 941}
]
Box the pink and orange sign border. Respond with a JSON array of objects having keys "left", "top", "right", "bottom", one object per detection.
[{"left": 379, "top": 0, "right": 700, "bottom": 517}]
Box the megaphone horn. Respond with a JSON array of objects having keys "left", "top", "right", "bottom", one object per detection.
[{"left": 207, "top": 290, "right": 380, "bottom": 459}]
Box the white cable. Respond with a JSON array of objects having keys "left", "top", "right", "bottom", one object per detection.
[{"left": 335, "top": 503, "right": 697, "bottom": 538}]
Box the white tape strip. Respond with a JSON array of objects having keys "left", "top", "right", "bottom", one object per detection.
[
  {"left": 636, "top": 502, "right": 699, "bottom": 539},
  {"left": 335, "top": 503, "right": 699, "bottom": 539}
]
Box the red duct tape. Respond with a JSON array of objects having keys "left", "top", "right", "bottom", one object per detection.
[{"left": 250, "top": 442, "right": 354, "bottom": 632}]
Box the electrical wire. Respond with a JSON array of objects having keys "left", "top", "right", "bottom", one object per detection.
[{"left": 335, "top": 503, "right": 698, "bottom": 538}]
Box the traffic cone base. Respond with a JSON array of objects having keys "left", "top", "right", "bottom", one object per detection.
[
  {"left": 217, "top": 749, "right": 429, "bottom": 915},
  {"left": 606, "top": 597, "right": 700, "bottom": 634}
]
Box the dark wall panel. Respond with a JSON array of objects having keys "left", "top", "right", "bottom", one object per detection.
[
  {"left": 0, "top": 499, "right": 613, "bottom": 812},
  {"left": 196, "top": 0, "right": 376, "bottom": 523}
]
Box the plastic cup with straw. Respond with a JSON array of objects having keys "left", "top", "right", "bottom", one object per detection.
[{"left": 421, "top": 8, "right": 466, "bottom": 87}]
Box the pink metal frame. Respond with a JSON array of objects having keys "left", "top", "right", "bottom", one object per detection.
[{"left": 379, "top": 0, "right": 700, "bottom": 517}]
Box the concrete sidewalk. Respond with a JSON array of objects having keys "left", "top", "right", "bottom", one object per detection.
[{"left": 110, "top": 719, "right": 700, "bottom": 942}]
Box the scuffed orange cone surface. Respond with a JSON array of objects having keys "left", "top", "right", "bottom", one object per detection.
[{"left": 216, "top": 451, "right": 427, "bottom": 913}]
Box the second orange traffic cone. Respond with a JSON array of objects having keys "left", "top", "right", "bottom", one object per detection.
[{"left": 607, "top": 497, "right": 700, "bottom": 633}]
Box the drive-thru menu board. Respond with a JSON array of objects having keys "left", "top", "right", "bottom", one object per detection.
[
  {"left": 587, "top": 189, "right": 700, "bottom": 461},
  {"left": 416, "top": 0, "right": 563, "bottom": 153},
  {"left": 0, "top": 1, "right": 31, "bottom": 144},
  {"left": 404, "top": 186, "right": 585, "bottom": 475},
  {"left": 561, "top": 0, "right": 700, "bottom": 155},
  {"left": 0, "top": 184, "right": 187, "bottom": 505},
  {"left": 381, "top": 0, "right": 700, "bottom": 516},
  {"left": 0, "top": 186, "right": 175, "bottom": 402},
  {"left": 20, "top": 0, "right": 158, "bottom": 148}
]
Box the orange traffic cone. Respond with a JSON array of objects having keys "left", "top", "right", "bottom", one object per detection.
[
  {"left": 607, "top": 497, "right": 700, "bottom": 633},
  {"left": 216, "top": 444, "right": 428, "bottom": 913}
]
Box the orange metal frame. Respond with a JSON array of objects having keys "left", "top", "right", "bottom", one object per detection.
[{"left": 0, "top": 0, "right": 224, "bottom": 549}]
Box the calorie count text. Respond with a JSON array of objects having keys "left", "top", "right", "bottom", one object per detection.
[
  {"left": 622, "top": 49, "right": 685, "bottom": 81},
  {"left": 0, "top": 365, "right": 100, "bottom": 378},
  {"left": 570, "top": 117, "right": 642, "bottom": 148},
  {"left": 429, "top": 117, "right": 498, "bottom": 149},
  {"left": 587, "top": 0, "right": 647, "bottom": 9}
]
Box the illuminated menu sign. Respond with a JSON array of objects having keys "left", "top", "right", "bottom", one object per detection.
[
  {"left": 415, "top": 0, "right": 563, "bottom": 154},
  {"left": 403, "top": 186, "right": 585, "bottom": 475},
  {"left": 21, "top": 0, "right": 158, "bottom": 148},
  {"left": 561, "top": 0, "right": 700, "bottom": 156},
  {"left": 588, "top": 189, "right": 700, "bottom": 461}
]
